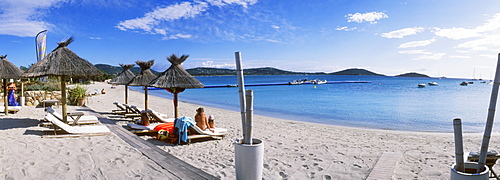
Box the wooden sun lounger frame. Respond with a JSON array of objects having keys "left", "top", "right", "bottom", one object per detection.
[
  {"left": 147, "top": 109, "right": 175, "bottom": 123},
  {"left": 43, "top": 113, "right": 111, "bottom": 138},
  {"left": 45, "top": 107, "right": 99, "bottom": 125},
  {"left": 120, "top": 104, "right": 142, "bottom": 118},
  {"left": 112, "top": 102, "right": 128, "bottom": 114}
]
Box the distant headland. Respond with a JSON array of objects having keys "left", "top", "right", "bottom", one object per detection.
[{"left": 95, "top": 64, "right": 430, "bottom": 78}]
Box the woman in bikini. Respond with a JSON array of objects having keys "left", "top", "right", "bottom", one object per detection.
[{"left": 195, "top": 108, "right": 213, "bottom": 132}]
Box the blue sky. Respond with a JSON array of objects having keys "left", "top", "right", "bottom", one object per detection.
[{"left": 1, "top": 0, "right": 500, "bottom": 78}]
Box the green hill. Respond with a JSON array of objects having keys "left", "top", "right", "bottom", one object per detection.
[
  {"left": 95, "top": 64, "right": 431, "bottom": 78},
  {"left": 396, "top": 72, "right": 430, "bottom": 77},
  {"left": 329, "top": 68, "right": 385, "bottom": 76}
]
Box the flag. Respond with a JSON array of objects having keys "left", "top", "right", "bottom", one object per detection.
[{"left": 35, "top": 30, "right": 47, "bottom": 61}]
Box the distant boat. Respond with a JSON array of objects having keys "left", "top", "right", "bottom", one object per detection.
[
  {"left": 418, "top": 84, "right": 426, "bottom": 88},
  {"left": 468, "top": 81, "right": 474, "bottom": 84},
  {"left": 311, "top": 79, "right": 327, "bottom": 84},
  {"left": 460, "top": 82, "right": 468, "bottom": 86},
  {"left": 288, "top": 80, "right": 303, "bottom": 85},
  {"left": 428, "top": 82, "right": 438, "bottom": 86}
]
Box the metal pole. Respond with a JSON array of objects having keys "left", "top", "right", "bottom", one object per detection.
[
  {"left": 3, "top": 79, "right": 7, "bottom": 115},
  {"left": 235, "top": 52, "right": 247, "bottom": 143},
  {"left": 245, "top": 90, "right": 254, "bottom": 144},
  {"left": 453, "top": 118, "right": 465, "bottom": 172},
  {"left": 477, "top": 53, "right": 500, "bottom": 172}
]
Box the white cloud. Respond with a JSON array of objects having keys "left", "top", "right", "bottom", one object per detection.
[
  {"left": 456, "top": 34, "right": 500, "bottom": 51},
  {"left": 412, "top": 53, "right": 446, "bottom": 60},
  {"left": 398, "top": 50, "right": 432, "bottom": 55},
  {"left": 265, "top": 39, "right": 281, "bottom": 43},
  {"left": 0, "top": 0, "right": 64, "bottom": 37},
  {"left": 449, "top": 55, "right": 470, "bottom": 59},
  {"left": 398, "top": 39, "right": 435, "bottom": 48},
  {"left": 335, "top": 26, "right": 357, "bottom": 31},
  {"left": 117, "top": 0, "right": 257, "bottom": 38},
  {"left": 398, "top": 50, "right": 446, "bottom": 60},
  {"left": 346, "top": 12, "right": 388, "bottom": 24},
  {"left": 479, "top": 54, "right": 497, "bottom": 59},
  {"left": 434, "top": 27, "right": 480, "bottom": 40},
  {"left": 271, "top": 25, "right": 280, "bottom": 29},
  {"left": 163, "top": 33, "right": 193, "bottom": 40},
  {"left": 434, "top": 13, "right": 500, "bottom": 40},
  {"left": 195, "top": 60, "right": 234, "bottom": 68},
  {"left": 117, "top": 2, "right": 210, "bottom": 32},
  {"left": 381, "top": 27, "right": 424, "bottom": 38},
  {"left": 205, "top": 0, "right": 257, "bottom": 8},
  {"left": 89, "top": 37, "right": 102, "bottom": 40}
]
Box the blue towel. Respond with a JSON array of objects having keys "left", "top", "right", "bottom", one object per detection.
[
  {"left": 174, "top": 116, "right": 195, "bottom": 143},
  {"left": 8, "top": 89, "right": 19, "bottom": 106}
]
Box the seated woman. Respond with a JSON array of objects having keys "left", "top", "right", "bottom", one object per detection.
[
  {"left": 208, "top": 115, "right": 215, "bottom": 129},
  {"left": 194, "top": 108, "right": 213, "bottom": 132}
]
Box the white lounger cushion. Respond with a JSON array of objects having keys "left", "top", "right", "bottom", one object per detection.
[{"left": 45, "top": 113, "right": 110, "bottom": 134}]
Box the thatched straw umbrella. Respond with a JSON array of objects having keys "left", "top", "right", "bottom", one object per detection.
[
  {"left": 23, "top": 37, "right": 103, "bottom": 123},
  {"left": 0, "top": 55, "right": 24, "bottom": 115},
  {"left": 127, "top": 60, "right": 157, "bottom": 111},
  {"left": 108, "top": 64, "right": 135, "bottom": 105},
  {"left": 149, "top": 54, "right": 204, "bottom": 118}
]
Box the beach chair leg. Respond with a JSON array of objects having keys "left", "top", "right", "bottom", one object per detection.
[{"left": 491, "top": 168, "right": 500, "bottom": 180}]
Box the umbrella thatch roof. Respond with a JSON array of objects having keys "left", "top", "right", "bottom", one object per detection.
[
  {"left": 23, "top": 37, "right": 103, "bottom": 78},
  {"left": 149, "top": 54, "right": 204, "bottom": 88},
  {"left": 0, "top": 55, "right": 24, "bottom": 79},
  {"left": 109, "top": 64, "right": 135, "bottom": 85},
  {"left": 127, "top": 60, "right": 157, "bottom": 86}
]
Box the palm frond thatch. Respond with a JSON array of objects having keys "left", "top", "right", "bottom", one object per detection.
[
  {"left": 149, "top": 54, "right": 204, "bottom": 89},
  {"left": 127, "top": 60, "right": 157, "bottom": 86},
  {"left": 109, "top": 64, "right": 136, "bottom": 85},
  {"left": 0, "top": 55, "right": 24, "bottom": 79},
  {"left": 23, "top": 37, "right": 103, "bottom": 78}
]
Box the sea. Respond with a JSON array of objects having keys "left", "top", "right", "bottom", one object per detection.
[{"left": 130, "top": 75, "right": 500, "bottom": 133}]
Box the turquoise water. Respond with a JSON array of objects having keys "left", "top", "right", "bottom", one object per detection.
[{"left": 131, "top": 75, "right": 499, "bottom": 132}]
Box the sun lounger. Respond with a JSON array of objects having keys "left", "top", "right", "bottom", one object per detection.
[
  {"left": 43, "top": 113, "right": 110, "bottom": 137},
  {"left": 189, "top": 124, "right": 227, "bottom": 138},
  {"left": 121, "top": 104, "right": 142, "bottom": 118},
  {"left": 112, "top": 102, "right": 127, "bottom": 114},
  {"left": 7, "top": 106, "right": 22, "bottom": 113},
  {"left": 147, "top": 109, "right": 175, "bottom": 123},
  {"left": 45, "top": 107, "right": 99, "bottom": 125}
]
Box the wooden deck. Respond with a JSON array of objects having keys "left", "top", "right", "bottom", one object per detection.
[
  {"left": 86, "top": 109, "right": 218, "bottom": 180},
  {"left": 366, "top": 152, "right": 401, "bottom": 180}
]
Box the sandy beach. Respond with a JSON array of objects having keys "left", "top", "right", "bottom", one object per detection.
[{"left": 2, "top": 81, "right": 500, "bottom": 179}]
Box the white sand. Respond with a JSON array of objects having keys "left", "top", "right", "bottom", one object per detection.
[{"left": 2, "top": 82, "right": 500, "bottom": 179}]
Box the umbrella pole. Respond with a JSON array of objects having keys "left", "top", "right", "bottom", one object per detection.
[
  {"left": 61, "top": 76, "right": 68, "bottom": 123},
  {"left": 477, "top": 53, "right": 500, "bottom": 172},
  {"left": 125, "top": 85, "right": 129, "bottom": 104},
  {"left": 174, "top": 92, "right": 178, "bottom": 119},
  {"left": 3, "top": 79, "right": 7, "bottom": 115},
  {"left": 145, "top": 87, "right": 148, "bottom": 111}
]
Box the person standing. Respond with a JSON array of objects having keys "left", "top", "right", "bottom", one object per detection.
[{"left": 7, "top": 82, "right": 19, "bottom": 106}]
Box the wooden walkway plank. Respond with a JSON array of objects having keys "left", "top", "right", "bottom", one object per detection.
[
  {"left": 86, "top": 109, "right": 218, "bottom": 180},
  {"left": 366, "top": 152, "right": 401, "bottom": 180}
]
